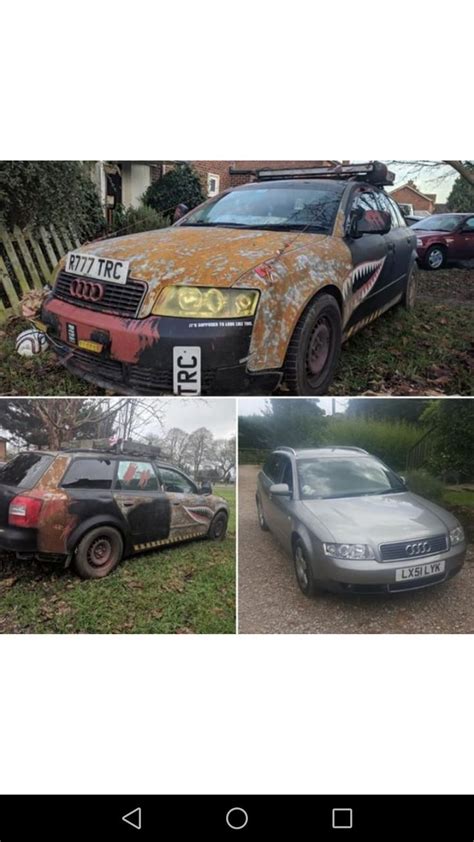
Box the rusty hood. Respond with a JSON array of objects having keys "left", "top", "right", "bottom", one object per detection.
[{"left": 77, "top": 226, "right": 308, "bottom": 289}]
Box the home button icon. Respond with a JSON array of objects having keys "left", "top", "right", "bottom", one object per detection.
[{"left": 226, "top": 807, "right": 249, "bottom": 830}]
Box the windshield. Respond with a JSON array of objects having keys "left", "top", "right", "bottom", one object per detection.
[
  {"left": 297, "top": 457, "right": 406, "bottom": 500},
  {"left": 181, "top": 182, "right": 345, "bottom": 234},
  {"left": 0, "top": 453, "right": 53, "bottom": 488},
  {"left": 412, "top": 214, "right": 461, "bottom": 232}
]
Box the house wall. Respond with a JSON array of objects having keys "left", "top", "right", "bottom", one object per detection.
[
  {"left": 121, "top": 163, "right": 153, "bottom": 208},
  {"left": 390, "top": 186, "right": 435, "bottom": 213}
]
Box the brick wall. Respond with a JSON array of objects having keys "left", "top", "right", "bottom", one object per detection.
[
  {"left": 192, "top": 160, "right": 333, "bottom": 194},
  {"left": 390, "top": 185, "right": 435, "bottom": 213}
]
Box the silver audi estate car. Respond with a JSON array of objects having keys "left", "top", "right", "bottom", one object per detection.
[{"left": 256, "top": 446, "right": 466, "bottom": 596}]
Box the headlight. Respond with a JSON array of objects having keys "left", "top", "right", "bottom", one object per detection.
[
  {"left": 152, "top": 286, "right": 259, "bottom": 318},
  {"left": 416, "top": 237, "right": 424, "bottom": 247},
  {"left": 323, "top": 543, "right": 376, "bottom": 560},
  {"left": 450, "top": 526, "right": 465, "bottom": 546}
]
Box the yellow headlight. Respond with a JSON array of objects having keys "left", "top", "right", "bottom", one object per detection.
[{"left": 152, "top": 287, "right": 259, "bottom": 319}]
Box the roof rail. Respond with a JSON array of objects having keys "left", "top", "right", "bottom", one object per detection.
[
  {"left": 61, "top": 440, "right": 162, "bottom": 459},
  {"left": 275, "top": 446, "right": 297, "bottom": 455},
  {"left": 240, "top": 161, "right": 395, "bottom": 187},
  {"left": 330, "top": 446, "right": 369, "bottom": 454}
]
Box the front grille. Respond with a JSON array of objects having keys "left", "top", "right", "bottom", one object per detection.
[
  {"left": 51, "top": 339, "right": 217, "bottom": 395},
  {"left": 54, "top": 271, "right": 147, "bottom": 318},
  {"left": 380, "top": 534, "right": 448, "bottom": 561}
]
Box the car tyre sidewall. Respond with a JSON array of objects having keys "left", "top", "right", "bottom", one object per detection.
[
  {"left": 74, "top": 526, "right": 123, "bottom": 580},
  {"left": 283, "top": 294, "right": 342, "bottom": 395},
  {"left": 256, "top": 496, "right": 269, "bottom": 531},
  {"left": 402, "top": 265, "right": 417, "bottom": 310},
  {"left": 208, "top": 510, "right": 228, "bottom": 541},
  {"left": 293, "top": 539, "right": 318, "bottom": 598},
  {"left": 423, "top": 245, "right": 446, "bottom": 271}
]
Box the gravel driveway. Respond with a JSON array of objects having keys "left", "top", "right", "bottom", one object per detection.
[{"left": 238, "top": 465, "right": 474, "bottom": 634}]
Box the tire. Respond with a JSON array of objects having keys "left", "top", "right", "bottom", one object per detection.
[
  {"left": 73, "top": 526, "right": 123, "bottom": 579},
  {"left": 283, "top": 294, "right": 342, "bottom": 395},
  {"left": 423, "top": 245, "right": 446, "bottom": 270},
  {"left": 208, "top": 510, "right": 228, "bottom": 541},
  {"left": 293, "top": 538, "right": 319, "bottom": 598},
  {"left": 401, "top": 265, "right": 417, "bottom": 310},
  {"left": 256, "top": 496, "right": 269, "bottom": 531}
]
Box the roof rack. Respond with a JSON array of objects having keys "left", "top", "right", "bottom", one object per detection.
[
  {"left": 232, "top": 161, "right": 395, "bottom": 187},
  {"left": 275, "top": 446, "right": 297, "bottom": 455}
]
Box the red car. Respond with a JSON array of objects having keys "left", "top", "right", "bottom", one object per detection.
[{"left": 413, "top": 213, "right": 474, "bottom": 269}]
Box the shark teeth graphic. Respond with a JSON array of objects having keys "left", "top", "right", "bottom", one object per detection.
[
  {"left": 183, "top": 505, "right": 214, "bottom": 525},
  {"left": 342, "top": 257, "right": 386, "bottom": 316}
]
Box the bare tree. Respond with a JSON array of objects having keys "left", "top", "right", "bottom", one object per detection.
[
  {"left": 0, "top": 399, "right": 125, "bottom": 449},
  {"left": 185, "top": 427, "right": 214, "bottom": 478},
  {"left": 388, "top": 160, "right": 474, "bottom": 187},
  {"left": 214, "top": 437, "right": 236, "bottom": 482}
]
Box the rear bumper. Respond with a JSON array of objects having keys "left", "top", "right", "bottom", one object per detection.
[
  {"left": 0, "top": 526, "right": 37, "bottom": 553},
  {"left": 41, "top": 296, "right": 282, "bottom": 395},
  {"left": 312, "top": 544, "right": 466, "bottom": 594}
]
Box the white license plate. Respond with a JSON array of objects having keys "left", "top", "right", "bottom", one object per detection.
[
  {"left": 65, "top": 252, "right": 130, "bottom": 284},
  {"left": 395, "top": 559, "right": 445, "bottom": 582},
  {"left": 173, "top": 346, "right": 201, "bottom": 395}
]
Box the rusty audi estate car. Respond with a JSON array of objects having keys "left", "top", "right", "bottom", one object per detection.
[
  {"left": 0, "top": 447, "right": 229, "bottom": 578},
  {"left": 40, "top": 162, "right": 417, "bottom": 396}
]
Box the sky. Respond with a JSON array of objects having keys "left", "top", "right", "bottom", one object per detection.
[
  {"left": 238, "top": 398, "right": 349, "bottom": 416},
  {"left": 387, "top": 161, "right": 456, "bottom": 203},
  {"left": 122, "top": 398, "right": 236, "bottom": 439}
]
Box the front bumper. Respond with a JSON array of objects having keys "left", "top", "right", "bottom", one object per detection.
[
  {"left": 312, "top": 544, "right": 467, "bottom": 594},
  {"left": 41, "top": 296, "right": 282, "bottom": 395}
]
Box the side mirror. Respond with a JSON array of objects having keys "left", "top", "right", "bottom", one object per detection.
[
  {"left": 399, "top": 474, "right": 406, "bottom": 484},
  {"left": 351, "top": 208, "right": 391, "bottom": 238},
  {"left": 270, "top": 483, "right": 291, "bottom": 497},
  {"left": 200, "top": 481, "right": 212, "bottom": 495}
]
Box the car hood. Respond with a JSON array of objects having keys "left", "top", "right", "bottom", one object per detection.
[
  {"left": 300, "top": 492, "right": 456, "bottom": 544},
  {"left": 74, "top": 226, "right": 306, "bottom": 289}
]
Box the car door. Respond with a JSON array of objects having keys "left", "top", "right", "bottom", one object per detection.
[
  {"left": 259, "top": 452, "right": 287, "bottom": 533},
  {"left": 456, "top": 216, "right": 474, "bottom": 259},
  {"left": 344, "top": 185, "right": 396, "bottom": 331},
  {"left": 268, "top": 456, "right": 295, "bottom": 552},
  {"left": 157, "top": 466, "right": 212, "bottom": 539},
  {"left": 114, "top": 459, "right": 171, "bottom": 546},
  {"left": 382, "top": 194, "right": 417, "bottom": 286}
]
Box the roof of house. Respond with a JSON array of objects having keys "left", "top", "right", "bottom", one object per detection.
[{"left": 389, "top": 182, "right": 436, "bottom": 203}]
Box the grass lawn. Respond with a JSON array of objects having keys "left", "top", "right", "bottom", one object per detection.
[
  {"left": 0, "top": 487, "right": 235, "bottom": 634},
  {"left": 0, "top": 269, "right": 472, "bottom": 397}
]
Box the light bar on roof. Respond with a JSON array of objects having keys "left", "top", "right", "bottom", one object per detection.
[{"left": 254, "top": 161, "right": 395, "bottom": 187}]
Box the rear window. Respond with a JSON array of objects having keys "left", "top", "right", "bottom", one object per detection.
[
  {"left": 0, "top": 453, "right": 54, "bottom": 488},
  {"left": 61, "top": 458, "right": 115, "bottom": 490}
]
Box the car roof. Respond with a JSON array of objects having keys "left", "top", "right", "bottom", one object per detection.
[
  {"left": 274, "top": 447, "right": 371, "bottom": 459},
  {"left": 231, "top": 178, "right": 351, "bottom": 192},
  {"left": 23, "top": 450, "right": 180, "bottom": 470}
]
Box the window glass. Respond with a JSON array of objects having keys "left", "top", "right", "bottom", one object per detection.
[
  {"left": 388, "top": 197, "right": 407, "bottom": 227},
  {"left": 412, "top": 214, "right": 460, "bottom": 232},
  {"left": 297, "top": 457, "right": 405, "bottom": 500},
  {"left": 183, "top": 181, "right": 345, "bottom": 234},
  {"left": 61, "top": 458, "right": 115, "bottom": 490},
  {"left": 352, "top": 190, "right": 380, "bottom": 212},
  {"left": 159, "top": 467, "right": 196, "bottom": 494},
  {"left": 0, "top": 453, "right": 53, "bottom": 489},
  {"left": 463, "top": 217, "right": 474, "bottom": 230},
  {"left": 116, "top": 461, "right": 158, "bottom": 491},
  {"left": 264, "top": 453, "right": 288, "bottom": 483},
  {"left": 281, "top": 458, "right": 293, "bottom": 492}
]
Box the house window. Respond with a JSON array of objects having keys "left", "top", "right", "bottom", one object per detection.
[{"left": 207, "top": 173, "right": 220, "bottom": 197}]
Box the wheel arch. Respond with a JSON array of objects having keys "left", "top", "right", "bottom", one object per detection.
[{"left": 66, "top": 515, "right": 129, "bottom": 557}]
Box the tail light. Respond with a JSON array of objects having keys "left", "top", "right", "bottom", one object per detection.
[{"left": 8, "top": 496, "right": 43, "bottom": 528}]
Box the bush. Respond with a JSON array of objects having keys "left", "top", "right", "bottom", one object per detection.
[
  {"left": 404, "top": 469, "right": 444, "bottom": 502},
  {"left": 143, "top": 163, "right": 206, "bottom": 219},
  {"left": 0, "top": 161, "right": 105, "bottom": 240},
  {"left": 110, "top": 204, "right": 168, "bottom": 236},
  {"left": 325, "top": 418, "right": 422, "bottom": 471}
]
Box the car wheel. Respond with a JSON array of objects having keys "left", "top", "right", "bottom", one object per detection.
[
  {"left": 293, "top": 539, "right": 318, "bottom": 597},
  {"left": 423, "top": 245, "right": 446, "bottom": 270},
  {"left": 283, "top": 294, "right": 342, "bottom": 395},
  {"left": 208, "top": 510, "right": 228, "bottom": 541},
  {"left": 256, "top": 496, "right": 269, "bottom": 531},
  {"left": 74, "top": 526, "right": 123, "bottom": 579},
  {"left": 402, "top": 266, "right": 417, "bottom": 310}
]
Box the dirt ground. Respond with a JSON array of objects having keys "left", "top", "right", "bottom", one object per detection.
[{"left": 238, "top": 465, "right": 474, "bottom": 634}]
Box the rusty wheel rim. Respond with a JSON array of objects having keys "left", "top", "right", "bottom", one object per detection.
[
  {"left": 87, "top": 536, "right": 113, "bottom": 567},
  {"left": 306, "top": 317, "right": 331, "bottom": 383}
]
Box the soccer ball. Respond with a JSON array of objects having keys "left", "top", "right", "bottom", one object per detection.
[{"left": 15, "top": 329, "right": 48, "bottom": 357}]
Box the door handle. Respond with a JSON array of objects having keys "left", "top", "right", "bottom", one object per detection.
[{"left": 122, "top": 502, "right": 135, "bottom": 508}]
